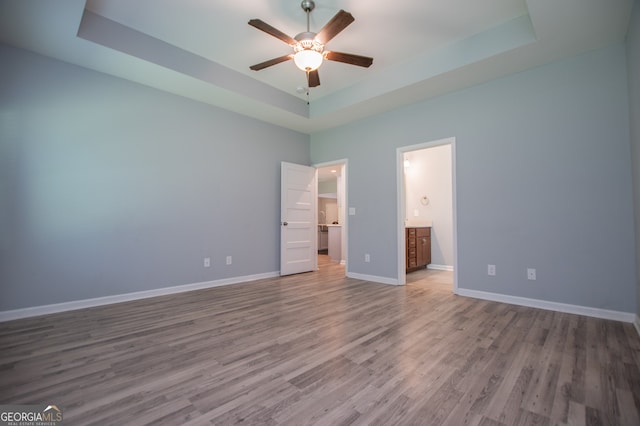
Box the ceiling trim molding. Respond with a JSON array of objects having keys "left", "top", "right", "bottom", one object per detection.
[{"left": 78, "top": 9, "right": 309, "bottom": 118}]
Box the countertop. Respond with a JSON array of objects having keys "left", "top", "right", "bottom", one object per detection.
[{"left": 404, "top": 221, "right": 432, "bottom": 228}]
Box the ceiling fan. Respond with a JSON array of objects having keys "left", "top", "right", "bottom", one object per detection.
[{"left": 248, "top": 0, "right": 373, "bottom": 88}]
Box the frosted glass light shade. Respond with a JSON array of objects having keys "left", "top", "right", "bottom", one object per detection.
[{"left": 294, "top": 50, "right": 323, "bottom": 71}]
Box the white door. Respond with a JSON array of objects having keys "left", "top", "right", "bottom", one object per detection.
[{"left": 281, "top": 162, "right": 317, "bottom": 275}]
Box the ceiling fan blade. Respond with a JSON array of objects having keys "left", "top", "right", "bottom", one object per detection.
[
  {"left": 315, "top": 10, "right": 355, "bottom": 44},
  {"left": 248, "top": 19, "right": 296, "bottom": 45},
  {"left": 307, "top": 70, "right": 320, "bottom": 87},
  {"left": 325, "top": 51, "right": 373, "bottom": 68},
  {"left": 250, "top": 55, "right": 293, "bottom": 71}
]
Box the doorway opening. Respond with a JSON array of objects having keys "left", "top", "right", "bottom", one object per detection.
[
  {"left": 315, "top": 160, "right": 347, "bottom": 274},
  {"left": 396, "top": 138, "right": 458, "bottom": 290}
]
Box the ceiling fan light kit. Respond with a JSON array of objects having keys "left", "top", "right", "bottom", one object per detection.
[
  {"left": 248, "top": 0, "right": 373, "bottom": 88},
  {"left": 293, "top": 49, "right": 323, "bottom": 71},
  {"left": 293, "top": 32, "right": 324, "bottom": 71}
]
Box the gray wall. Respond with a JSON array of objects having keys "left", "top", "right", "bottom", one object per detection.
[
  {"left": 311, "top": 43, "right": 636, "bottom": 313},
  {"left": 628, "top": 1, "right": 640, "bottom": 319},
  {"left": 0, "top": 45, "right": 310, "bottom": 311}
]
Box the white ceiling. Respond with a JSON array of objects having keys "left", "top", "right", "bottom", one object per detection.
[
  {"left": 0, "top": 0, "right": 634, "bottom": 134},
  {"left": 317, "top": 165, "right": 341, "bottom": 183}
]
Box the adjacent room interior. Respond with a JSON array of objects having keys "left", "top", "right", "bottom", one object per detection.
[
  {"left": 316, "top": 162, "right": 346, "bottom": 268},
  {"left": 1, "top": 0, "right": 640, "bottom": 424},
  {"left": 401, "top": 139, "right": 455, "bottom": 288}
]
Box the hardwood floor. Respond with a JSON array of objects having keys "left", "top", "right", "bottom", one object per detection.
[{"left": 1, "top": 257, "right": 640, "bottom": 425}]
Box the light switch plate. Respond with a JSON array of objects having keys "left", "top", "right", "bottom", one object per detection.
[{"left": 349, "top": 207, "right": 356, "bottom": 216}]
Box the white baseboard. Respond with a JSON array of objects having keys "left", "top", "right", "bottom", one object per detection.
[
  {"left": 5, "top": 273, "right": 635, "bottom": 326},
  {"left": 456, "top": 288, "right": 636, "bottom": 323},
  {"left": 0, "top": 271, "right": 280, "bottom": 322},
  {"left": 347, "top": 272, "right": 401, "bottom": 286},
  {"left": 427, "top": 264, "right": 454, "bottom": 272}
]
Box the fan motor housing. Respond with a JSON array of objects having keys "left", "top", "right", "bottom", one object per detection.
[
  {"left": 301, "top": 0, "right": 315, "bottom": 13},
  {"left": 294, "top": 32, "right": 323, "bottom": 53}
]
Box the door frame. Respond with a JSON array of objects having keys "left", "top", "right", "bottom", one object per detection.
[
  {"left": 396, "top": 138, "right": 458, "bottom": 290},
  {"left": 313, "top": 159, "right": 348, "bottom": 273}
]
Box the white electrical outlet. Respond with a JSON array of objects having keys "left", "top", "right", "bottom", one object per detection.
[
  {"left": 204, "top": 257, "right": 210, "bottom": 268},
  {"left": 349, "top": 207, "right": 356, "bottom": 216},
  {"left": 365, "top": 254, "right": 370, "bottom": 263},
  {"left": 226, "top": 256, "right": 232, "bottom": 265},
  {"left": 527, "top": 268, "right": 536, "bottom": 280},
  {"left": 414, "top": 209, "right": 419, "bottom": 217},
  {"left": 488, "top": 264, "right": 496, "bottom": 276}
]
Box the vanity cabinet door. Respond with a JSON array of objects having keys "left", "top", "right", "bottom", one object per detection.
[
  {"left": 416, "top": 227, "right": 431, "bottom": 268},
  {"left": 407, "top": 227, "right": 431, "bottom": 272}
]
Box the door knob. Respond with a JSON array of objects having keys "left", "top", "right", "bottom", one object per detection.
[{"left": 282, "top": 222, "right": 288, "bottom": 226}]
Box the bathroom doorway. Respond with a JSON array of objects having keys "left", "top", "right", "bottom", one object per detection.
[{"left": 397, "top": 138, "right": 457, "bottom": 289}]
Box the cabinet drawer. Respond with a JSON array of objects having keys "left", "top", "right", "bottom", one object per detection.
[
  {"left": 407, "top": 228, "right": 416, "bottom": 237},
  {"left": 408, "top": 258, "right": 417, "bottom": 268},
  {"left": 417, "top": 228, "right": 430, "bottom": 237},
  {"left": 407, "top": 248, "right": 416, "bottom": 258},
  {"left": 408, "top": 238, "right": 416, "bottom": 248}
]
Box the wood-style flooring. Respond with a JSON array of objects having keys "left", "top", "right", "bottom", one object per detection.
[{"left": 1, "top": 256, "right": 640, "bottom": 425}]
